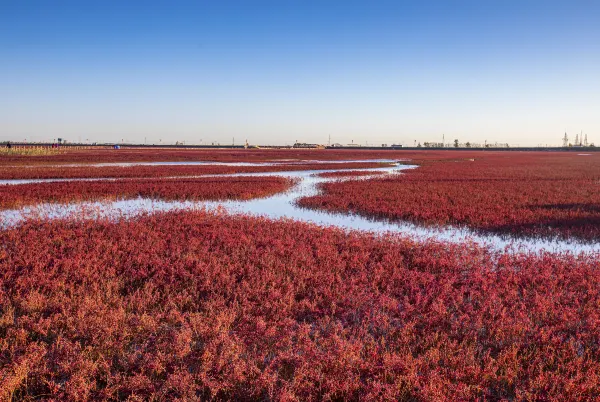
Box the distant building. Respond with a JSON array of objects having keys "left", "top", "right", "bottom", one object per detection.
[
  {"left": 422, "top": 142, "right": 444, "bottom": 148},
  {"left": 293, "top": 142, "right": 324, "bottom": 149}
]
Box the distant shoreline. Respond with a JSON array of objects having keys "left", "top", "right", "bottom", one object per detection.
[{"left": 2, "top": 142, "right": 597, "bottom": 152}]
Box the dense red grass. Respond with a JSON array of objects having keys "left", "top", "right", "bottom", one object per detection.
[
  {"left": 2, "top": 147, "right": 597, "bottom": 167},
  {"left": 1, "top": 211, "right": 600, "bottom": 400},
  {"left": 0, "top": 148, "right": 402, "bottom": 166},
  {"left": 0, "top": 162, "right": 389, "bottom": 180},
  {"left": 299, "top": 152, "right": 600, "bottom": 241},
  {"left": 0, "top": 177, "right": 294, "bottom": 210}
]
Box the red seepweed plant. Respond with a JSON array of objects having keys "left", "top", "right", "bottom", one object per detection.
[
  {"left": 0, "top": 176, "right": 295, "bottom": 210},
  {"left": 1, "top": 211, "right": 600, "bottom": 400},
  {"left": 299, "top": 152, "right": 600, "bottom": 241},
  {"left": 0, "top": 162, "right": 390, "bottom": 180}
]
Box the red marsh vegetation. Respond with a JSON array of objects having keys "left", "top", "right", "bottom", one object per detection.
[
  {"left": 0, "top": 177, "right": 294, "bottom": 210},
  {"left": 299, "top": 152, "right": 600, "bottom": 241},
  {"left": 1, "top": 212, "right": 600, "bottom": 400},
  {"left": 0, "top": 162, "right": 390, "bottom": 180},
  {"left": 0, "top": 148, "right": 403, "bottom": 166}
]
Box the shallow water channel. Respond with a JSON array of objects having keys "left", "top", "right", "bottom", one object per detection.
[{"left": 1, "top": 161, "right": 598, "bottom": 254}]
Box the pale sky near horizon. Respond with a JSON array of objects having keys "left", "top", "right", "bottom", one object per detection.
[{"left": 0, "top": 1, "right": 598, "bottom": 146}]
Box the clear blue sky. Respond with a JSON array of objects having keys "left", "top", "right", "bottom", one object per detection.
[{"left": 1, "top": 1, "right": 598, "bottom": 146}]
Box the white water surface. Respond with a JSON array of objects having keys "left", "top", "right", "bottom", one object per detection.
[{"left": 1, "top": 161, "right": 598, "bottom": 254}]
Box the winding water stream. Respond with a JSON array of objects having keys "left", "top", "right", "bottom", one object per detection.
[{"left": 1, "top": 161, "right": 597, "bottom": 254}]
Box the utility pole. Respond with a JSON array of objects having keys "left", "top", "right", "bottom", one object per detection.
[{"left": 328, "top": 134, "right": 331, "bottom": 146}]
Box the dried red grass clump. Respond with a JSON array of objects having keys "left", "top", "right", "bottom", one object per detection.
[
  {"left": 0, "top": 176, "right": 294, "bottom": 210},
  {"left": 299, "top": 152, "right": 600, "bottom": 241},
  {"left": 1, "top": 212, "right": 600, "bottom": 400}
]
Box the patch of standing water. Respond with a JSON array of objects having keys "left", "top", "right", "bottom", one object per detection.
[{"left": 1, "top": 162, "right": 598, "bottom": 254}]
